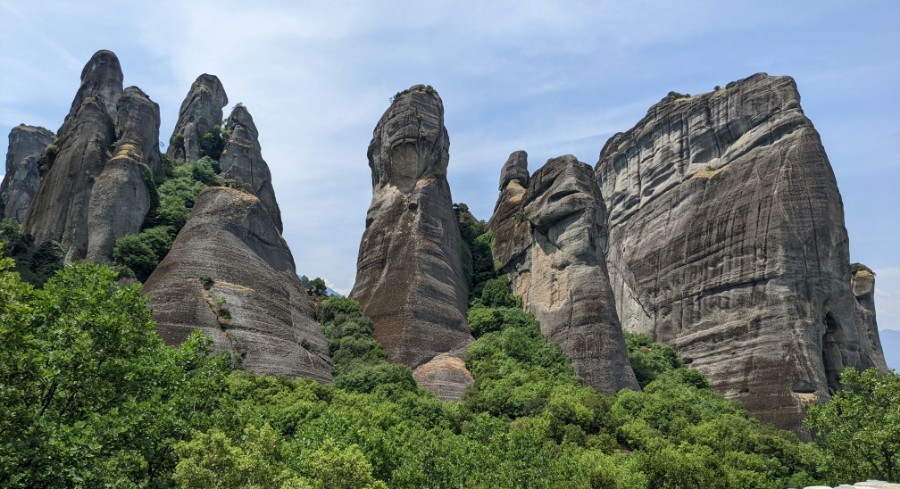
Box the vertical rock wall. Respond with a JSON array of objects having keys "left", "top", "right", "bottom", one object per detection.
[
  {"left": 594, "top": 73, "right": 885, "bottom": 432},
  {"left": 0, "top": 125, "right": 55, "bottom": 222},
  {"left": 351, "top": 85, "right": 474, "bottom": 400},
  {"left": 167, "top": 74, "right": 228, "bottom": 163},
  {"left": 489, "top": 153, "right": 640, "bottom": 394}
]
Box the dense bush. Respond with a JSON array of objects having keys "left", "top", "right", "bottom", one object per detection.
[
  {"left": 624, "top": 332, "right": 684, "bottom": 387},
  {"left": 112, "top": 226, "right": 175, "bottom": 281},
  {"left": 0, "top": 218, "right": 63, "bottom": 286}
]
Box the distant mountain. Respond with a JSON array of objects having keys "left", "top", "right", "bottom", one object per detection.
[{"left": 881, "top": 329, "right": 900, "bottom": 371}]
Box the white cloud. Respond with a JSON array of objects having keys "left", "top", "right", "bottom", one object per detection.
[{"left": 1, "top": 0, "right": 898, "bottom": 295}]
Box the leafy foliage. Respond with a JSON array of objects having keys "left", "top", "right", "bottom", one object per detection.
[
  {"left": 624, "top": 332, "right": 684, "bottom": 387},
  {"left": 806, "top": 368, "right": 900, "bottom": 482},
  {"left": 0, "top": 218, "right": 63, "bottom": 286},
  {"left": 200, "top": 124, "right": 229, "bottom": 160},
  {"left": 112, "top": 226, "right": 175, "bottom": 281}
]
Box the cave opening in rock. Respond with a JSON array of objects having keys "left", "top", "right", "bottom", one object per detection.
[{"left": 821, "top": 312, "right": 844, "bottom": 395}]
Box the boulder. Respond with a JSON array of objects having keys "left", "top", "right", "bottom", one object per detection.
[
  {"left": 594, "top": 73, "right": 885, "bottom": 432},
  {"left": 167, "top": 74, "right": 228, "bottom": 162},
  {"left": 351, "top": 85, "right": 474, "bottom": 399},
  {"left": 143, "top": 187, "right": 332, "bottom": 382},
  {"left": 489, "top": 153, "right": 640, "bottom": 394},
  {"left": 218, "top": 104, "right": 282, "bottom": 231},
  {"left": 0, "top": 125, "right": 55, "bottom": 222}
]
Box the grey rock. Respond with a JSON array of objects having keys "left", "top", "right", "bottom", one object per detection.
[
  {"left": 69, "top": 50, "right": 123, "bottom": 122},
  {"left": 143, "top": 187, "right": 332, "bottom": 382},
  {"left": 351, "top": 85, "right": 474, "bottom": 400},
  {"left": 594, "top": 73, "right": 886, "bottom": 433},
  {"left": 167, "top": 74, "right": 228, "bottom": 162},
  {"left": 489, "top": 153, "right": 640, "bottom": 394},
  {"left": 219, "top": 104, "right": 282, "bottom": 232},
  {"left": 23, "top": 97, "right": 117, "bottom": 260},
  {"left": 0, "top": 125, "right": 55, "bottom": 222},
  {"left": 851, "top": 264, "right": 888, "bottom": 371},
  {"left": 85, "top": 87, "right": 161, "bottom": 263}
]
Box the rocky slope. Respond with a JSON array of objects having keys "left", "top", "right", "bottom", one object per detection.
[
  {"left": 488, "top": 152, "right": 640, "bottom": 394},
  {"left": 219, "top": 104, "right": 282, "bottom": 231},
  {"left": 594, "top": 73, "right": 886, "bottom": 432},
  {"left": 0, "top": 125, "right": 55, "bottom": 222},
  {"left": 851, "top": 264, "right": 888, "bottom": 371},
  {"left": 167, "top": 74, "right": 228, "bottom": 163},
  {"left": 22, "top": 50, "right": 123, "bottom": 260},
  {"left": 351, "top": 85, "right": 474, "bottom": 400},
  {"left": 143, "top": 187, "right": 332, "bottom": 382}
]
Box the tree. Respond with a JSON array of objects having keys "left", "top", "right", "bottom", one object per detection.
[
  {"left": 806, "top": 368, "right": 900, "bottom": 482},
  {"left": 0, "top": 262, "right": 231, "bottom": 487}
]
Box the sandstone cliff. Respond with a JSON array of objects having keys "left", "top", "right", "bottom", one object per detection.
[
  {"left": 143, "top": 187, "right": 332, "bottom": 382},
  {"left": 0, "top": 125, "right": 55, "bottom": 222},
  {"left": 594, "top": 73, "right": 885, "bottom": 432},
  {"left": 851, "top": 264, "right": 888, "bottom": 372},
  {"left": 489, "top": 152, "right": 640, "bottom": 394},
  {"left": 86, "top": 86, "right": 160, "bottom": 262},
  {"left": 351, "top": 85, "right": 474, "bottom": 400},
  {"left": 167, "top": 74, "right": 228, "bottom": 162},
  {"left": 22, "top": 50, "right": 122, "bottom": 260},
  {"left": 219, "top": 104, "right": 282, "bottom": 231}
]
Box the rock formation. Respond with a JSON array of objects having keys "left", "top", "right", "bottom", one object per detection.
[
  {"left": 0, "top": 125, "right": 55, "bottom": 222},
  {"left": 22, "top": 50, "right": 123, "bottom": 260},
  {"left": 167, "top": 74, "right": 228, "bottom": 162},
  {"left": 488, "top": 152, "right": 640, "bottom": 394},
  {"left": 86, "top": 87, "right": 161, "bottom": 262},
  {"left": 143, "top": 187, "right": 332, "bottom": 382},
  {"left": 594, "top": 73, "right": 885, "bottom": 432},
  {"left": 851, "top": 264, "right": 888, "bottom": 372},
  {"left": 219, "top": 104, "right": 282, "bottom": 231},
  {"left": 351, "top": 85, "right": 474, "bottom": 400}
]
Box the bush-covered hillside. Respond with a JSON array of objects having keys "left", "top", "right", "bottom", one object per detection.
[{"left": 0, "top": 226, "right": 897, "bottom": 487}]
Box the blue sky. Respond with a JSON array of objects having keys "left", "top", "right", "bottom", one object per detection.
[{"left": 1, "top": 1, "right": 898, "bottom": 331}]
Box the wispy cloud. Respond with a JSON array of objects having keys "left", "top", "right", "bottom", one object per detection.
[{"left": 1, "top": 0, "right": 898, "bottom": 295}]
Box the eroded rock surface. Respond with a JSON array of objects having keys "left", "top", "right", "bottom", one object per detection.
[
  {"left": 851, "top": 264, "right": 887, "bottom": 372},
  {"left": 351, "top": 85, "right": 474, "bottom": 399},
  {"left": 167, "top": 74, "right": 228, "bottom": 162},
  {"left": 0, "top": 125, "right": 55, "bottom": 222},
  {"left": 595, "top": 73, "right": 885, "bottom": 432},
  {"left": 22, "top": 50, "right": 123, "bottom": 260},
  {"left": 219, "top": 105, "right": 282, "bottom": 231},
  {"left": 86, "top": 87, "right": 161, "bottom": 262},
  {"left": 143, "top": 187, "right": 332, "bottom": 382},
  {"left": 489, "top": 153, "right": 639, "bottom": 394}
]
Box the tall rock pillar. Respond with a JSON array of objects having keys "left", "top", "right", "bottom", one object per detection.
[{"left": 351, "top": 85, "right": 474, "bottom": 400}]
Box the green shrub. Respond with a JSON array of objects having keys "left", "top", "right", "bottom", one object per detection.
[
  {"left": 112, "top": 226, "right": 174, "bottom": 281},
  {"left": 625, "top": 332, "right": 683, "bottom": 387}
]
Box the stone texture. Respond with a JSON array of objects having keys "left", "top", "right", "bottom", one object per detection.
[
  {"left": 0, "top": 125, "right": 55, "bottom": 222},
  {"left": 351, "top": 85, "right": 474, "bottom": 400},
  {"left": 851, "top": 264, "right": 888, "bottom": 372},
  {"left": 23, "top": 60, "right": 120, "bottom": 259},
  {"left": 489, "top": 153, "right": 640, "bottom": 394},
  {"left": 69, "top": 50, "right": 123, "bottom": 122},
  {"left": 219, "top": 105, "right": 282, "bottom": 232},
  {"left": 86, "top": 87, "right": 161, "bottom": 262},
  {"left": 594, "top": 73, "right": 885, "bottom": 433},
  {"left": 167, "top": 74, "right": 228, "bottom": 162},
  {"left": 143, "top": 187, "right": 332, "bottom": 382}
]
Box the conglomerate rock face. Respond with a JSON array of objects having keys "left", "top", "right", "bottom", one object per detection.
[
  {"left": 143, "top": 187, "right": 332, "bottom": 382},
  {"left": 219, "top": 104, "right": 282, "bottom": 232},
  {"left": 489, "top": 153, "right": 640, "bottom": 394},
  {"left": 22, "top": 50, "right": 123, "bottom": 260},
  {"left": 351, "top": 85, "right": 474, "bottom": 399},
  {"left": 594, "top": 73, "right": 885, "bottom": 432},
  {"left": 86, "top": 87, "right": 161, "bottom": 262},
  {"left": 0, "top": 125, "right": 55, "bottom": 222},
  {"left": 167, "top": 74, "right": 228, "bottom": 162},
  {"left": 851, "top": 265, "right": 887, "bottom": 372}
]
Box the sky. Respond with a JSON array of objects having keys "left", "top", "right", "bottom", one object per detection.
[{"left": 1, "top": 1, "right": 898, "bottom": 331}]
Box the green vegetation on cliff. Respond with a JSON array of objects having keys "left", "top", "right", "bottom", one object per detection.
[{"left": 0, "top": 241, "right": 896, "bottom": 487}]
